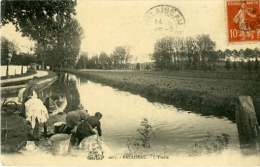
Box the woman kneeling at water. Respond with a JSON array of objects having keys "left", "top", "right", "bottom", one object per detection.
[
  {"left": 60, "top": 110, "right": 103, "bottom": 145},
  {"left": 60, "top": 109, "right": 90, "bottom": 134},
  {"left": 73, "top": 112, "right": 103, "bottom": 145}
]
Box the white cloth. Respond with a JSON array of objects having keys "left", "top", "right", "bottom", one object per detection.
[
  {"left": 25, "top": 97, "right": 49, "bottom": 129},
  {"left": 51, "top": 97, "right": 67, "bottom": 116},
  {"left": 18, "top": 88, "right": 37, "bottom": 103}
]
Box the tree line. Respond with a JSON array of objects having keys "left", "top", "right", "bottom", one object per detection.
[
  {"left": 151, "top": 34, "right": 260, "bottom": 72},
  {"left": 1, "top": 37, "right": 36, "bottom": 66},
  {"left": 225, "top": 58, "right": 259, "bottom": 73},
  {"left": 75, "top": 46, "right": 133, "bottom": 70}
]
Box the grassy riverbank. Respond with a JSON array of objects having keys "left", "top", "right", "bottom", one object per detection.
[
  {"left": 1, "top": 70, "right": 59, "bottom": 153},
  {"left": 63, "top": 69, "right": 260, "bottom": 123}
]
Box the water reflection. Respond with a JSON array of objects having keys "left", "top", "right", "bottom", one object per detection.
[
  {"left": 35, "top": 73, "right": 259, "bottom": 156},
  {"left": 2, "top": 72, "right": 258, "bottom": 156},
  {"left": 38, "top": 73, "right": 81, "bottom": 112},
  {"left": 38, "top": 73, "right": 242, "bottom": 156}
]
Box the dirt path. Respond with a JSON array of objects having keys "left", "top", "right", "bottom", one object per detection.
[{"left": 1, "top": 70, "right": 48, "bottom": 84}]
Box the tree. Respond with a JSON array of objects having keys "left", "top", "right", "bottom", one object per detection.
[
  {"left": 55, "top": 18, "right": 84, "bottom": 69},
  {"left": 239, "top": 60, "right": 246, "bottom": 70},
  {"left": 124, "top": 45, "right": 133, "bottom": 69},
  {"left": 1, "top": 37, "right": 20, "bottom": 77},
  {"left": 151, "top": 35, "right": 218, "bottom": 71},
  {"left": 113, "top": 46, "right": 127, "bottom": 69},
  {"left": 136, "top": 63, "right": 140, "bottom": 70},
  {"left": 1, "top": 0, "right": 78, "bottom": 69},
  {"left": 107, "top": 54, "right": 114, "bottom": 70},
  {"left": 1, "top": 37, "right": 10, "bottom": 66},
  {"left": 111, "top": 52, "right": 120, "bottom": 69},
  {"left": 253, "top": 47, "right": 260, "bottom": 59},
  {"left": 254, "top": 58, "right": 259, "bottom": 73},
  {"left": 232, "top": 61, "right": 238, "bottom": 71},
  {"left": 232, "top": 49, "right": 239, "bottom": 61},
  {"left": 224, "top": 49, "right": 232, "bottom": 60},
  {"left": 86, "top": 54, "right": 99, "bottom": 69},
  {"left": 12, "top": 53, "right": 35, "bottom": 65},
  {"left": 34, "top": 43, "right": 47, "bottom": 68},
  {"left": 216, "top": 50, "right": 224, "bottom": 61},
  {"left": 208, "top": 51, "right": 218, "bottom": 70},
  {"left": 195, "top": 34, "right": 216, "bottom": 69},
  {"left": 99, "top": 52, "right": 109, "bottom": 69},
  {"left": 238, "top": 49, "right": 244, "bottom": 61},
  {"left": 247, "top": 60, "right": 253, "bottom": 73},
  {"left": 75, "top": 52, "right": 88, "bottom": 69},
  {"left": 244, "top": 48, "right": 254, "bottom": 60},
  {"left": 152, "top": 37, "right": 173, "bottom": 70},
  {"left": 225, "top": 59, "right": 232, "bottom": 71},
  {"left": 1, "top": 0, "right": 76, "bottom": 40},
  {"left": 36, "top": 18, "right": 84, "bottom": 70}
]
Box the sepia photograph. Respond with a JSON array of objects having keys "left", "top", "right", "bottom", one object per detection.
[{"left": 1, "top": 0, "right": 260, "bottom": 166}]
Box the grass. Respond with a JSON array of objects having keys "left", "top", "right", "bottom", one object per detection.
[
  {"left": 1, "top": 111, "right": 30, "bottom": 153},
  {"left": 188, "top": 132, "right": 231, "bottom": 156}
]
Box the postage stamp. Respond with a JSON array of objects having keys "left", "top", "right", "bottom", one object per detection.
[
  {"left": 144, "top": 4, "right": 186, "bottom": 36},
  {"left": 226, "top": 0, "right": 260, "bottom": 42}
]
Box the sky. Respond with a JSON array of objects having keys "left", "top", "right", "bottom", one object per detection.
[{"left": 1, "top": 0, "right": 260, "bottom": 62}]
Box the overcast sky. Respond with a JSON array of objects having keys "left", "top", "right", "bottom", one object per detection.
[
  {"left": 76, "top": 0, "right": 259, "bottom": 58},
  {"left": 2, "top": 0, "right": 259, "bottom": 61}
]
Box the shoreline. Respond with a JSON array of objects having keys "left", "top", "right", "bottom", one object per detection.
[
  {"left": 1, "top": 70, "right": 57, "bottom": 95},
  {"left": 62, "top": 69, "right": 260, "bottom": 123}
]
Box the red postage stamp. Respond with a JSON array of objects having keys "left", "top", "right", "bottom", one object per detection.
[{"left": 226, "top": 0, "right": 260, "bottom": 43}]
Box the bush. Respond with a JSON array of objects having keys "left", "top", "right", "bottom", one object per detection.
[
  {"left": 145, "top": 65, "right": 151, "bottom": 70},
  {"left": 124, "top": 118, "right": 155, "bottom": 156},
  {"left": 26, "top": 68, "right": 36, "bottom": 73},
  {"left": 188, "top": 132, "right": 230, "bottom": 156}
]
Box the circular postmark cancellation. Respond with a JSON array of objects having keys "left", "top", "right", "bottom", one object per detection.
[{"left": 144, "top": 5, "right": 186, "bottom": 35}]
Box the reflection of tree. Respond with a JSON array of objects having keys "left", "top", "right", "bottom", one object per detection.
[
  {"left": 65, "top": 80, "right": 81, "bottom": 111},
  {"left": 41, "top": 72, "right": 81, "bottom": 112}
]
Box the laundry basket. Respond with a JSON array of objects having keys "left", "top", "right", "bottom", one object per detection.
[{"left": 49, "top": 134, "right": 70, "bottom": 155}]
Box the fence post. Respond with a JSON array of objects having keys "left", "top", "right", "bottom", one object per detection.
[{"left": 236, "top": 96, "right": 260, "bottom": 155}]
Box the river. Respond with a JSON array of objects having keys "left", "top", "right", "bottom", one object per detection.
[
  {"left": 1, "top": 72, "right": 241, "bottom": 156},
  {"left": 35, "top": 73, "right": 240, "bottom": 156}
]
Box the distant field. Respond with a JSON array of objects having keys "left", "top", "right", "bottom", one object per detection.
[{"left": 75, "top": 70, "right": 260, "bottom": 98}]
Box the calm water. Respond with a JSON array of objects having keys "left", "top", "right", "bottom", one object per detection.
[
  {"left": 41, "top": 73, "right": 240, "bottom": 156},
  {"left": 3, "top": 73, "right": 240, "bottom": 156}
]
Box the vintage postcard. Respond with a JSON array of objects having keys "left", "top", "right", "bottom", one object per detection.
[{"left": 1, "top": 0, "right": 260, "bottom": 166}]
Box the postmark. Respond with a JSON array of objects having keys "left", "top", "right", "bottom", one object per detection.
[
  {"left": 144, "top": 5, "right": 186, "bottom": 36},
  {"left": 226, "top": 0, "right": 260, "bottom": 42}
]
